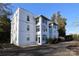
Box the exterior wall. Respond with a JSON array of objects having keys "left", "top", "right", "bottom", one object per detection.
[
  {"left": 49, "top": 23, "right": 59, "bottom": 39},
  {"left": 36, "top": 16, "right": 50, "bottom": 45},
  {"left": 11, "top": 8, "right": 36, "bottom": 47},
  {"left": 18, "top": 8, "right": 36, "bottom": 47},
  {"left": 36, "top": 17, "right": 42, "bottom": 45},
  {"left": 11, "top": 8, "right": 19, "bottom": 46},
  {"left": 47, "top": 21, "right": 50, "bottom": 39},
  {"left": 41, "top": 17, "right": 49, "bottom": 44}
]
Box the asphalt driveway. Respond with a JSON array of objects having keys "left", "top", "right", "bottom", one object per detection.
[{"left": 0, "top": 41, "right": 79, "bottom": 56}]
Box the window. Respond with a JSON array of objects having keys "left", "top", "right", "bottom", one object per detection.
[
  {"left": 27, "top": 16, "right": 29, "bottom": 21},
  {"left": 53, "top": 25, "right": 57, "bottom": 29},
  {"left": 42, "top": 25, "right": 47, "bottom": 32},
  {"left": 27, "top": 25, "right": 29, "bottom": 31},
  {"left": 49, "top": 24, "right": 52, "bottom": 28},
  {"left": 36, "top": 36, "right": 37, "bottom": 41},
  {"left": 27, "top": 37, "right": 30, "bottom": 41},
  {"left": 36, "top": 35, "right": 38, "bottom": 41},
  {"left": 36, "top": 26, "right": 40, "bottom": 32},
  {"left": 36, "top": 35, "right": 40, "bottom": 42},
  {"left": 36, "top": 18, "right": 39, "bottom": 24},
  {"left": 42, "top": 35, "right": 47, "bottom": 41},
  {"left": 42, "top": 19, "right": 47, "bottom": 24},
  {"left": 38, "top": 37, "right": 40, "bottom": 43}
]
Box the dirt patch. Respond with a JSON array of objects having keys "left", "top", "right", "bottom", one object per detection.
[{"left": 67, "top": 45, "right": 79, "bottom": 55}]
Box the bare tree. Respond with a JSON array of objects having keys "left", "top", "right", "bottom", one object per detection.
[{"left": 0, "top": 3, "right": 12, "bottom": 17}]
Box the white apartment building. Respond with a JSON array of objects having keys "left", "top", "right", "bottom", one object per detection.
[
  {"left": 35, "top": 15, "right": 50, "bottom": 45},
  {"left": 11, "top": 8, "right": 59, "bottom": 47},
  {"left": 49, "top": 13, "right": 59, "bottom": 39},
  {"left": 49, "top": 23, "right": 59, "bottom": 39},
  {"left": 11, "top": 8, "right": 36, "bottom": 47}
]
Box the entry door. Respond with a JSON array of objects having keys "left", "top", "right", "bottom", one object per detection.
[{"left": 37, "top": 37, "right": 41, "bottom": 45}]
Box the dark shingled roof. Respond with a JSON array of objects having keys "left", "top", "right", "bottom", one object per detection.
[{"left": 35, "top": 15, "right": 50, "bottom": 21}]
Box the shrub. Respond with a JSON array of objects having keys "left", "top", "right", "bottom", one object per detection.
[
  {"left": 65, "top": 35, "right": 73, "bottom": 41},
  {"left": 58, "top": 36, "right": 65, "bottom": 42},
  {"left": 72, "top": 34, "right": 79, "bottom": 41},
  {"left": 65, "top": 34, "right": 79, "bottom": 41},
  {"left": 46, "top": 38, "right": 52, "bottom": 44},
  {"left": 47, "top": 38, "right": 59, "bottom": 44},
  {"left": 0, "top": 32, "right": 10, "bottom": 43}
]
